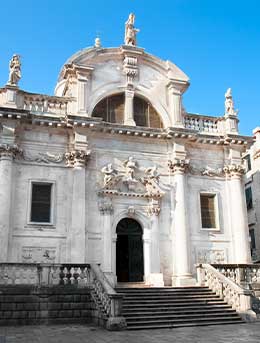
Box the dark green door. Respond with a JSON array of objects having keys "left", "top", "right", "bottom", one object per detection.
[{"left": 116, "top": 218, "right": 144, "bottom": 282}]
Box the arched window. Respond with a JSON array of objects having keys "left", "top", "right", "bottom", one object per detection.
[{"left": 92, "top": 93, "right": 163, "bottom": 128}]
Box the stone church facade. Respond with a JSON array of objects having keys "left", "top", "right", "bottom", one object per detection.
[{"left": 0, "top": 16, "right": 253, "bottom": 287}]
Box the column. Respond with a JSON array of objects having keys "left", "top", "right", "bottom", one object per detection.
[
  {"left": 170, "top": 160, "right": 195, "bottom": 286},
  {"left": 0, "top": 151, "right": 13, "bottom": 262},
  {"left": 167, "top": 83, "right": 184, "bottom": 128},
  {"left": 124, "top": 89, "right": 136, "bottom": 126},
  {"left": 146, "top": 200, "right": 164, "bottom": 287},
  {"left": 224, "top": 165, "right": 251, "bottom": 263}
]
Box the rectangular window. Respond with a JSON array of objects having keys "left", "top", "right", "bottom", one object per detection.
[
  {"left": 30, "top": 183, "right": 52, "bottom": 223},
  {"left": 200, "top": 194, "right": 217, "bottom": 229},
  {"left": 244, "top": 154, "right": 252, "bottom": 172},
  {"left": 245, "top": 187, "right": 253, "bottom": 210}
]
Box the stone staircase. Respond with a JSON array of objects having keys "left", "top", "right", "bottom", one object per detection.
[{"left": 116, "top": 286, "right": 244, "bottom": 330}]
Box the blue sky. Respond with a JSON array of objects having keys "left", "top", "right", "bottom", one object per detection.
[{"left": 0, "top": 0, "right": 259, "bottom": 135}]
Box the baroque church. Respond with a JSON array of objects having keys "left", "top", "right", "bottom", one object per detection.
[{"left": 0, "top": 13, "right": 254, "bottom": 289}]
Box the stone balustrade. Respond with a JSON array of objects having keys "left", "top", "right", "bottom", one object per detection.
[
  {"left": 197, "top": 264, "right": 256, "bottom": 321},
  {"left": 184, "top": 114, "right": 222, "bottom": 134},
  {"left": 212, "top": 264, "right": 260, "bottom": 287},
  {"left": 0, "top": 262, "right": 126, "bottom": 329},
  {"left": 23, "top": 94, "right": 69, "bottom": 115}
]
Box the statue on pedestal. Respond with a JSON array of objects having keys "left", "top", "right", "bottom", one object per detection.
[
  {"left": 225, "top": 88, "right": 237, "bottom": 115},
  {"left": 124, "top": 13, "right": 139, "bottom": 46},
  {"left": 7, "top": 54, "right": 21, "bottom": 87}
]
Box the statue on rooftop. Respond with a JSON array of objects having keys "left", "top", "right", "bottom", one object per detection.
[
  {"left": 7, "top": 54, "right": 21, "bottom": 87},
  {"left": 225, "top": 88, "right": 237, "bottom": 115},
  {"left": 124, "top": 13, "right": 139, "bottom": 46}
]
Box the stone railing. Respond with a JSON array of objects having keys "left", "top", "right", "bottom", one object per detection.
[
  {"left": 212, "top": 264, "right": 260, "bottom": 288},
  {"left": 0, "top": 263, "right": 126, "bottom": 330},
  {"left": 23, "top": 93, "right": 69, "bottom": 116},
  {"left": 184, "top": 114, "right": 222, "bottom": 134},
  {"left": 197, "top": 264, "right": 256, "bottom": 321}
]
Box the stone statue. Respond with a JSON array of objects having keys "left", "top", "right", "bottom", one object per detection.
[
  {"left": 101, "top": 163, "right": 117, "bottom": 187},
  {"left": 225, "top": 88, "right": 236, "bottom": 115},
  {"left": 7, "top": 54, "right": 21, "bottom": 86},
  {"left": 123, "top": 156, "right": 137, "bottom": 181},
  {"left": 124, "top": 13, "right": 139, "bottom": 46}
]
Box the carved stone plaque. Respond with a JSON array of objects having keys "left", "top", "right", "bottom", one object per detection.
[{"left": 22, "top": 247, "right": 56, "bottom": 263}]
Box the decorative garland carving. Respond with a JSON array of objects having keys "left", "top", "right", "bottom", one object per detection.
[{"left": 23, "top": 152, "right": 64, "bottom": 164}]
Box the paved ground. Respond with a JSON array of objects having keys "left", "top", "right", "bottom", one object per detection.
[{"left": 0, "top": 323, "right": 260, "bottom": 343}]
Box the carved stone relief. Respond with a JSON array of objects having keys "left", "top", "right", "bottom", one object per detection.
[
  {"left": 22, "top": 247, "right": 56, "bottom": 263},
  {"left": 23, "top": 151, "right": 64, "bottom": 164},
  {"left": 100, "top": 156, "right": 164, "bottom": 198},
  {"left": 197, "top": 249, "right": 226, "bottom": 264}
]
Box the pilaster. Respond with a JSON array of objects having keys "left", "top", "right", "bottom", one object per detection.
[
  {"left": 224, "top": 164, "right": 251, "bottom": 263},
  {"left": 167, "top": 82, "right": 185, "bottom": 128},
  {"left": 66, "top": 132, "right": 90, "bottom": 263},
  {"left": 74, "top": 65, "right": 94, "bottom": 116},
  {"left": 124, "top": 89, "right": 136, "bottom": 126}
]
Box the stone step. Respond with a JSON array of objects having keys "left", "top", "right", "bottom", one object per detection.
[
  {"left": 123, "top": 308, "right": 236, "bottom": 316},
  {"left": 119, "top": 286, "right": 243, "bottom": 330},
  {"left": 125, "top": 312, "right": 239, "bottom": 321},
  {"left": 126, "top": 316, "right": 243, "bottom": 327},
  {"left": 123, "top": 300, "right": 226, "bottom": 309},
  {"left": 121, "top": 294, "right": 218, "bottom": 300},
  {"left": 116, "top": 287, "right": 209, "bottom": 292},
  {"left": 126, "top": 319, "right": 244, "bottom": 330},
  {"left": 122, "top": 298, "right": 223, "bottom": 305}
]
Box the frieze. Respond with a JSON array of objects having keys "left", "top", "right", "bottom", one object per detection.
[{"left": 189, "top": 165, "right": 225, "bottom": 177}]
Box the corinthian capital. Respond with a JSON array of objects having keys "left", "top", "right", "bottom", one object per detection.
[
  {"left": 65, "top": 149, "right": 91, "bottom": 167},
  {"left": 168, "top": 159, "right": 189, "bottom": 174},
  {"left": 223, "top": 164, "right": 245, "bottom": 178},
  {"left": 0, "top": 143, "right": 23, "bottom": 159}
]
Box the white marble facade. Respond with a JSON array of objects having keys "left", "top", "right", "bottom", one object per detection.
[{"left": 0, "top": 31, "right": 253, "bottom": 286}]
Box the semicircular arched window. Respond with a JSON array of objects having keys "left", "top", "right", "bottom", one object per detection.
[{"left": 92, "top": 93, "right": 163, "bottom": 128}]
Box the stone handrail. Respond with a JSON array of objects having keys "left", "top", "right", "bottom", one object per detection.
[
  {"left": 196, "top": 264, "right": 256, "bottom": 320},
  {"left": 212, "top": 263, "right": 260, "bottom": 288},
  {"left": 23, "top": 93, "right": 69, "bottom": 116},
  {"left": 184, "top": 114, "right": 222, "bottom": 134}
]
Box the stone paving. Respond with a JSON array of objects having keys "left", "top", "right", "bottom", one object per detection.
[{"left": 0, "top": 323, "right": 260, "bottom": 343}]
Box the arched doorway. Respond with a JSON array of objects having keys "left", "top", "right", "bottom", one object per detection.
[{"left": 116, "top": 218, "right": 144, "bottom": 282}]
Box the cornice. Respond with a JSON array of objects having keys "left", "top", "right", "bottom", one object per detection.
[{"left": 0, "top": 108, "right": 253, "bottom": 146}]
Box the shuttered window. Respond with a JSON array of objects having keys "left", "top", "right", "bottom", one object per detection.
[
  {"left": 200, "top": 194, "right": 217, "bottom": 229},
  {"left": 30, "top": 184, "right": 52, "bottom": 223}
]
